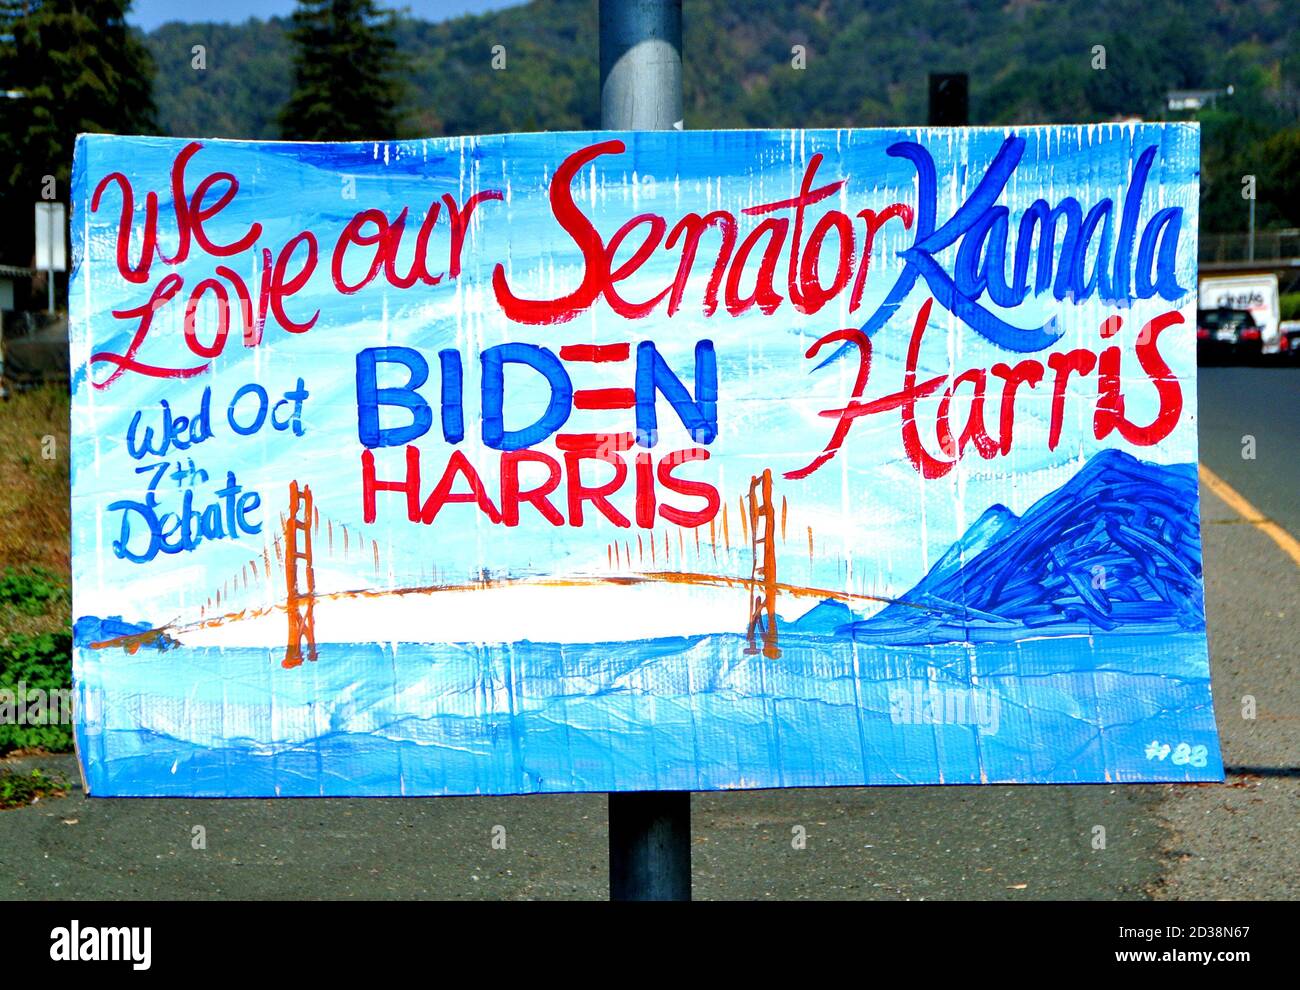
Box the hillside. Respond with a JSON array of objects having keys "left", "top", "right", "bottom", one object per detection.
[
  {"left": 145, "top": 0, "right": 1300, "bottom": 133},
  {"left": 142, "top": 0, "right": 1300, "bottom": 232}
]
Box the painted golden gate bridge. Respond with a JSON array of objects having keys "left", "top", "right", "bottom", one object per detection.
[{"left": 177, "top": 469, "right": 897, "bottom": 669}]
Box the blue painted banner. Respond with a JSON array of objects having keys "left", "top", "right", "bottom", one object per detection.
[{"left": 69, "top": 125, "right": 1222, "bottom": 796}]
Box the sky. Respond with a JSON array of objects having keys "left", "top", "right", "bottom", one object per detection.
[{"left": 127, "top": 0, "right": 523, "bottom": 31}]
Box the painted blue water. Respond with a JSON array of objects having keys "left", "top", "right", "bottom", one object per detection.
[{"left": 75, "top": 629, "right": 1222, "bottom": 796}]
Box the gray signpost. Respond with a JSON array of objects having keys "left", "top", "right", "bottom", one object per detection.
[
  {"left": 35, "top": 201, "right": 66, "bottom": 313},
  {"left": 598, "top": 0, "right": 691, "bottom": 902}
]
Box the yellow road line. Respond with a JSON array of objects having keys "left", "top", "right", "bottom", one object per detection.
[{"left": 1199, "top": 462, "right": 1300, "bottom": 567}]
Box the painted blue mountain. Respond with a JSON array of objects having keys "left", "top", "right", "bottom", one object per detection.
[
  {"left": 786, "top": 599, "right": 858, "bottom": 633},
  {"left": 841, "top": 450, "right": 1205, "bottom": 644}
]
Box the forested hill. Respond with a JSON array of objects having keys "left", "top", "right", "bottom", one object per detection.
[{"left": 145, "top": 0, "right": 1299, "bottom": 230}]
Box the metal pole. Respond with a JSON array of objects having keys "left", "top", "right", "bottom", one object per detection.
[
  {"left": 600, "top": 0, "right": 682, "bottom": 131},
  {"left": 1248, "top": 196, "right": 1255, "bottom": 262},
  {"left": 46, "top": 206, "right": 54, "bottom": 314},
  {"left": 608, "top": 789, "right": 691, "bottom": 901},
  {"left": 599, "top": 0, "right": 690, "bottom": 902},
  {"left": 928, "top": 73, "right": 969, "bottom": 127}
]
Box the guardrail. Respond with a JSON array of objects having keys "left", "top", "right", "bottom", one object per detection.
[{"left": 1200, "top": 229, "right": 1300, "bottom": 263}]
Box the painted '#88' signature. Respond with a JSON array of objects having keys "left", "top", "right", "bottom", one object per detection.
[{"left": 1144, "top": 740, "right": 1209, "bottom": 766}]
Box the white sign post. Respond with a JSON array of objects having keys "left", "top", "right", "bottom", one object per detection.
[{"left": 35, "top": 201, "right": 67, "bottom": 313}]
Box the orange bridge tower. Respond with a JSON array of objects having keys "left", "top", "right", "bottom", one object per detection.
[
  {"left": 744, "top": 469, "right": 781, "bottom": 659},
  {"left": 284, "top": 480, "right": 318, "bottom": 669}
]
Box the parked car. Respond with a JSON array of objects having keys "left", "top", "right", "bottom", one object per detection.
[
  {"left": 1279, "top": 320, "right": 1300, "bottom": 361},
  {"left": 1198, "top": 274, "right": 1281, "bottom": 353},
  {"left": 1196, "top": 306, "right": 1264, "bottom": 362}
]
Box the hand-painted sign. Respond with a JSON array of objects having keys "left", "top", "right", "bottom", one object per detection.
[{"left": 70, "top": 125, "right": 1222, "bottom": 796}]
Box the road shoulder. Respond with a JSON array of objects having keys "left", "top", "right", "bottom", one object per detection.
[{"left": 1147, "top": 478, "right": 1300, "bottom": 899}]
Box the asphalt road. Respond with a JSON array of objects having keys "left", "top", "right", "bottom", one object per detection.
[
  {"left": 1, "top": 363, "right": 1296, "bottom": 901},
  {"left": 1197, "top": 364, "right": 1300, "bottom": 536}
]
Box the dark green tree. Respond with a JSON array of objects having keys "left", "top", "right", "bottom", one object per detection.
[
  {"left": 279, "top": 0, "right": 406, "bottom": 141},
  {"left": 0, "top": 0, "right": 157, "bottom": 276}
]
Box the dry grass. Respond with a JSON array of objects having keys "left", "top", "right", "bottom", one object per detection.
[{"left": 0, "top": 386, "right": 71, "bottom": 636}]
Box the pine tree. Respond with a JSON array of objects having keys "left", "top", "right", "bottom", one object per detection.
[
  {"left": 279, "top": 0, "right": 406, "bottom": 141},
  {"left": 0, "top": 0, "right": 157, "bottom": 272}
]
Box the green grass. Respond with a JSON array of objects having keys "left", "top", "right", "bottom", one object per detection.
[
  {"left": 0, "top": 629, "right": 74, "bottom": 755},
  {"left": 0, "top": 386, "right": 73, "bottom": 757},
  {"left": 0, "top": 566, "right": 68, "bottom": 616},
  {"left": 0, "top": 766, "right": 70, "bottom": 809}
]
